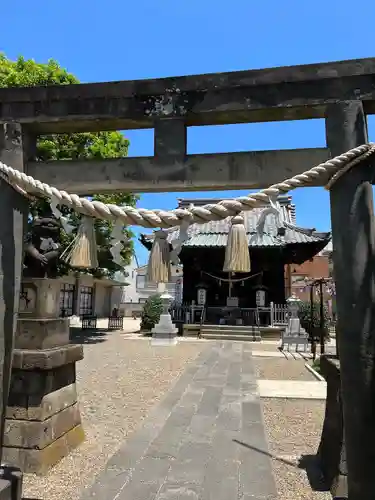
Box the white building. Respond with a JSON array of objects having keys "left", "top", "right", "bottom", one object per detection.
[
  {"left": 120, "top": 255, "right": 183, "bottom": 316},
  {"left": 58, "top": 272, "right": 126, "bottom": 318},
  {"left": 135, "top": 264, "right": 183, "bottom": 303},
  {"left": 111, "top": 270, "right": 129, "bottom": 313},
  {"left": 122, "top": 254, "right": 140, "bottom": 304},
  {"left": 320, "top": 241, "right": 332, "bottom": 256}
]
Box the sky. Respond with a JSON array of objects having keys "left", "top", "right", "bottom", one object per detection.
[{"left": 2, "top": 0, "right": 375, "bottom": 265}]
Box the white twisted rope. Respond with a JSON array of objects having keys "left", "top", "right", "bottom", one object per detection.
[{"left": 0, "top": 143, "right": 374, "bottom": 229}]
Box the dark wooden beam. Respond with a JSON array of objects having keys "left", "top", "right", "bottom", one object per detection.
[
  {"left": 326, "top": 101, "right": 375, "bottom": 498},
  {"left": 27, "top": 148, "right": 330, "bottom": 194},
  {"left": 1, "top": 58, "right": 375, "bottom": 133}
]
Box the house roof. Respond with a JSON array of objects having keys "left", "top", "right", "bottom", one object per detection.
[
  {"left": 319, "top": 241, "right": 333, "bottom": 255},
  {"left": 141, "top": 197, "right": 330, "bottom": 250}
]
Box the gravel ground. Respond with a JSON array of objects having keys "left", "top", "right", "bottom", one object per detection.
[
  {"left": 252, "top": 342, "right": 282, "bottom": 352},
  {"left": 22, "top": 323, "right": 204, "bottom": 500},
  {"left": 261, "top": 398, "right": 330, "bottom": 500},
  {"left": 254, "top": 357, "right": 316, "bottom": 381}
]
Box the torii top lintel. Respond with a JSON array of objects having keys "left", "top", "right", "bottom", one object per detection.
[{"left": 1, "top": 57, "right": 375, "bottom": 134}]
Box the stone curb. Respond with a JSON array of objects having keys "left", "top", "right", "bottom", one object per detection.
[{"left": 304, "top": 362, "right": 325, "bottom": 382}]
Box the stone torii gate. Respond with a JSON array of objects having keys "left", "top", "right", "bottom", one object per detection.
[{"left": 0, "top": 58, "right": 375, "bottom": 499}]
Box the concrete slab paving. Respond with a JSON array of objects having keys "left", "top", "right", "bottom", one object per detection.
[
  {"left": 252, "top": 350, "right": 286, "bottom": 358},
  {"left": 258, "top": 380, "right": 327, "bottom": 400},
  {"left": 251, "top": 350, "right": 314, "bottom": 360},
  {"left": 80, "top": 342, "right": 278, "bottom": 500}
]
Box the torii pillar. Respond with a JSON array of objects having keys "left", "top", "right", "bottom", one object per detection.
[
  {"left": 326, "top": 101, "right": 375, "bottom": 499},
  {"left": 0, "top": 123, "right": 30, "bottom": 500}
]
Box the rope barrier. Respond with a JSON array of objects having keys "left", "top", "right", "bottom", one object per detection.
[
  {"left": 0, "top": 143, "right": 374, "bottom": 229},
  {"left": 202, "top": 270, "right": 263, "bottom": 283},
  {"left": 325, "top": 144, "right": 375, "bottom": 189}
]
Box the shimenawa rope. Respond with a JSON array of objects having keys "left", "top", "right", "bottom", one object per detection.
[{"left": 0, "top": 143, "right": 374, "bottom": 229}]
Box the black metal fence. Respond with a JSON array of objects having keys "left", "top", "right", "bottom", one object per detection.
[
  {"left": 81, "top": 315, "right": 98, "bottom": 330},
  {"left": 204, "top": 307, "right": 274, "bottom": 326},
  {"left": 108, "top": 316, "right": 124, "bottom": 330},
  {"left": 169, "top": 304, "right": 190, "bottom": 335},
  {"left": 170, "top": 304, "right": 188, "bottom": 321}
]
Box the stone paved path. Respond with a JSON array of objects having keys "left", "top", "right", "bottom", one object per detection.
[{"left": 80, "top": 341, "right": 277, "bottom": 500}]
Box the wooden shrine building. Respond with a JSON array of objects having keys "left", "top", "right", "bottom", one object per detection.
[{"left": 141, "top": 196, "right": 330, "bottom": 313}]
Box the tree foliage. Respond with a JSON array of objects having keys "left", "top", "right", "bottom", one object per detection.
[
  {"left": 0, "top": 53, "right": 137, "bottom": 278},
  {"left": 140, "top": 294, "right": 163, "bottom": 331},
  {"left": 299, "top": 300, "right": 330, "bottom": 340}
]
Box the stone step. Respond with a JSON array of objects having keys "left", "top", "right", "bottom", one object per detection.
[
  {"left": 200, "top": 332, "right": 262, "bottom": 342},
  {"left": 200, "top": 327, "right": 259, "bottom": 334},
  {"left": 200, "top": 324, "right": 281, "bottom": 333},
  {"left": 183, "top": 324, "right": 282, "bottom": 340}
]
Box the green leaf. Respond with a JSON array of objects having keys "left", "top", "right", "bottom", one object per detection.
[
  {"left": 299, "top": 300, "right": 330, "bottom": 340},
  {"left": 140, "top": 294, "right": 164, "bottom": 331}
]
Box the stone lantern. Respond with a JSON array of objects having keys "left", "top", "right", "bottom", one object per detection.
[
  {"left": 281, "top": 294, "right": 309, "bottom": 351},
  {"left": 286, "top": 295, "right": 304, "bottom": 335},
  {"left": 286, "top": 294, "right": 302, "bottom": 319}
]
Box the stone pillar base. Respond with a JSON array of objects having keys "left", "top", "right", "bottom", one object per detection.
[
  {"left": 331, "top": 474, "right": 348, "bottom": 499},
  {"left": 317, "top": 355, "right": 347, "bottom": 498},
  {"left": 151, "top": 313, "right": 178, "bottom": 346},
  {"left": 151, "top": 333, "right": 178, "bottom": 346},
  {"left": 5, "top": 341, "right": 84, "bottom": 475},
  {"left": 3, "top": 424, "right": 84, "bottom": 476},
  {"left": 0, "top": 466, "right": 23, "bottom": 500}
]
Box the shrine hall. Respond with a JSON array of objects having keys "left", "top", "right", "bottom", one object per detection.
[{"left": 140, "top": 195, "right": 330, "bottom": 324}]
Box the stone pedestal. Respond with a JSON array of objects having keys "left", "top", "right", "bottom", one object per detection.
[
  {"left": 4, "top": 278, "right": 84, "bottom": 475},
  {"left": 151, "top": 314, "right": 178, "bottom": 346},
  {"left": 151, "top": 290, "right": 178, "bottom": 346},
  {"left": 317, "top": 355, "right": 347, "bottom": 498},
  {"left": 281, "top": 296, "right": 309, "bottom": 351},
  {"left": 0, "top": 466, "right": 23, "bottom": 500},
  {"left": 19, "top": 278, "right": 61, "bottom": 319}
]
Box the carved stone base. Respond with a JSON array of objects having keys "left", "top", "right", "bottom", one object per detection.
[
  {"left": 15, "top": 318, "right": 70, "bottom": 350},
  {"left": 151, "top": 313, "right": 178, "bottom": 346},
  {"left": 19, "top": 278, "right": 62, "bottom": 319},
  {"left": 0, "top": 479, "right": 12, "bottom": 500},
  {"left": 6, "top": 344, "right": 84, "bottom": 474},
  {"left": 0, "top": 466, "right": 23, "bottom": 500},
  {"left": 151, "top": 333, "right": 178, "bottom": 346},
  {"left": 3, "top": 425, "right": 85, "bottom": 476},
  {"left": 331, "top": 473, "right": 348, "bottom": 499}
]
